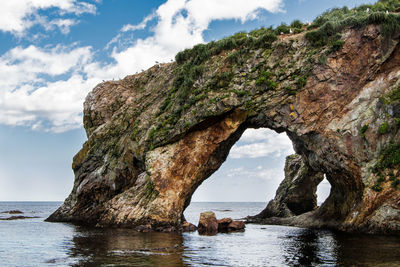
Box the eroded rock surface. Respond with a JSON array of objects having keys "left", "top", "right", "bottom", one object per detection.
[
  {"left": 227, "top": 221, "right": 245, "bottom": 232},
  {"left": 217, "top": 218, "right": 233, "bottom": 232},
  {"left": 47, "top": 13, "right": 400, "bottom": 234},
  {"left": 182, "top": 221, "right": 197, "bottom": 232},
  {"left": 198, "top": 212, "right": 218, "bottom": 235},
  {"left": 252, "top": 154, "right": 324, "bottom": 219}
]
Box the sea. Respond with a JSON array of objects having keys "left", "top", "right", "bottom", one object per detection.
[{"left": 0, "top": 202, "right": 399, "bottom": 267}]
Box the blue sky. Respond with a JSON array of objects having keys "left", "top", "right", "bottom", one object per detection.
[{"left": 0, "top": 0, "right": 375, "bottom": 202}]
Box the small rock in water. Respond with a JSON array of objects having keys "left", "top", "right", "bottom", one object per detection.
[
  {"left": 0, "top": 216, "right": 39, "bottom": 220},
  {"left": 182, "top": 221, "right": 197, "bottom": 232},
  {"left": 1, "top": 210, "right": 23, "bottom": 214},
  {"left": 198, "top": 211, "right": 218, "bottom": 235},
  {"left": 217, "top": 218, "right": 233, "bottom": 232},
  {"left": 228, "top": 220, "right": 245, "bottom": 232}
]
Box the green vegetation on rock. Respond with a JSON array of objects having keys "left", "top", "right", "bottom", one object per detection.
[
  {"left": 360, "top": 124, "right": 369, "bottom": 139},
  {"left": 305, "top": 1, "right": 400, "bottom": 47},
  {"left": 371, "top": 141, "right": 400, "bottom": 191},
  {"left": 379, "top": 121, "right": 390, "bottom": 134},
  {"left": 144, "top": 0, "right": 400, "bottom": 151},
  {"left": 373, "top": 142, "right": 400, "bottom": 173}
]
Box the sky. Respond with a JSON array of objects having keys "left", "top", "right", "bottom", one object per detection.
[{"left": 0, "top": 0, "right": 376, "bottom": 202}]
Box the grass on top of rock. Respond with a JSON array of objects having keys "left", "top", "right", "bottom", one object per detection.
[
  {"left": 305, "top": 0, "right": 400, "bottom": 47},
  {"left": 148, "top": 0, "right": 400, "bottom": 151}
]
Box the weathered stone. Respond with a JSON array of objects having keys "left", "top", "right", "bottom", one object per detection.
[
  {"left": 47, "top": 21, "right": 400, "bottom": 234},
  {"left": 227, "top": 221, "right": 245, "bottom": 232},
  {"left": 198, "top": 212, "right": 218, "bottom": 235},
  {"left": 252, "top": 154, "right": 324, "bottom": 219},
  {"left": 217, "top": 218, "right": 233, "bottom": 232},
  {"left": 182, "top": 221, "right": 197, "bottom": 232}
]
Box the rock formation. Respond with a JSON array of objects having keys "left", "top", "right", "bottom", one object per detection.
[
  {"left": 198, "top": 212, "right": 218, "bottom": 235},
  {"left": 252, "top": 154, "right": 324, "bottom": 219},
  {"left": 47, "top": 4, "right": 400, "bottom": 234},
  {"left": 182, "top": 221, "right": 197, "bottom": 232},
  {"left": 217, "top": 218, "right": 233, "bottom": 232}
]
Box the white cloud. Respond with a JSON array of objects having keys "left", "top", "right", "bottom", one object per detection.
[
  {"left": 0, "top": 45, "right": 95, "bottom": 131},
  {"left": 104, "top": 0, "right": 284, "bottom": 78},
  {"left": 121, "top": 14, "right": 156, "bottom": 32},
  {"left": 0, "top": 0, "right": 96, "bottom": 35},
  {"left": 229, "top": 128, "right": 294, "bottom": 158},
  {"left": 226, "top": 164, "right": 283, "bottom": 181},
  {"left": 1, "top": 0, "right": 284, "bottom": 132},
  {"left": 50, "top": 19, "right": 79, "bottom": 34}
]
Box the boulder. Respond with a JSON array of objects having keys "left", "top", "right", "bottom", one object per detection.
[
  {"left": 198, "top": 211, "right": 218, "bottom": 235},
  {"left": 228, "top": 220, "right": 245, "bottom": 232},
  {"left": 217, "top": 217, "right": 233, "bottom": 232},
  {"left": 182, "top": 221, "right": 197, "bottom": 232}
]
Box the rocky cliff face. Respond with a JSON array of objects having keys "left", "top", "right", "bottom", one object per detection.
[
  {"left": 47, "top": 7, "right": 400, "bottom": 234},
  {"left": 252, "top": 154, "right": 324, "bottom": 219}
]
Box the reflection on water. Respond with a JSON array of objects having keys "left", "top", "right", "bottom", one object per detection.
[
  {"left": 281, "top": 229, "right": 337, "bottom": 266},
  {"left": 69, "top": 227, "right": 185, "bottom": 266},
  {"left": 0, "top": 202, "right": 399, "bottom": 267}
]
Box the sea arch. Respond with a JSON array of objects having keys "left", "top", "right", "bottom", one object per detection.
[{"left": 48, "top": 24, "right": 400, "bottom": 234}]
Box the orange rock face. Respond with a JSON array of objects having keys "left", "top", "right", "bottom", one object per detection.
[{"left": 47, "top": 23, "right": 400, "bottom": 234}]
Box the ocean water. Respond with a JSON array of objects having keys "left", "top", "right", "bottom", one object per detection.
[{"left": 0, "top": 202, "right": 399, "bottom": 266}]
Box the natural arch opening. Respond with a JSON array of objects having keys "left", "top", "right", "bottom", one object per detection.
[
  {"left": 182, "top": 127, "right": 330, "bottom": 224},
  {"left": 317, "top": 176, "right": 331, "bottom": 207}
]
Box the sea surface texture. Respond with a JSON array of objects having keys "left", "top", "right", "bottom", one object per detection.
[{"left": 0, "top": 202, "right": 399, "bottom": 266}]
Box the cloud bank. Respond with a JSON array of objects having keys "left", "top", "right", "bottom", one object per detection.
[
  {"left": 0, "top": 0, "right": 96, "bottom": 35},
  {"left": 230, "top": 129, "right": 294, "bottom": 159}
]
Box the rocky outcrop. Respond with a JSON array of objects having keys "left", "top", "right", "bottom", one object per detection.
[
  {"left": 252, "top": 154, "right": 324, "bottom": 219},
  {"left": 217, "top": 217, "right": 245, "bottom": 232},
  {"left": 198, "top": 212, "right": 218, "bottom": 235},
  {"left": 227, "top": 221, "right": 245, "bottom": 232},
  {"left": 217, "top": 218, "right": 233, "bottom": 231},
  {"left": 182, "top": 221, "right": 197, "bottom": 232},
  {"left": 47, "top": 5, "right": 400, "bottom": 234}
]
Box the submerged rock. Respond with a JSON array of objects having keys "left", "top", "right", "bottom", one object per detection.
[
  {"left": 198, "top": 212, "right": 218, "bottom": 235},
  {"left": 0, "top": 216, "right": 39, "bottom": 220},
  {"left": 1, "top": 210, "right": 23, "bottom": 214}
]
